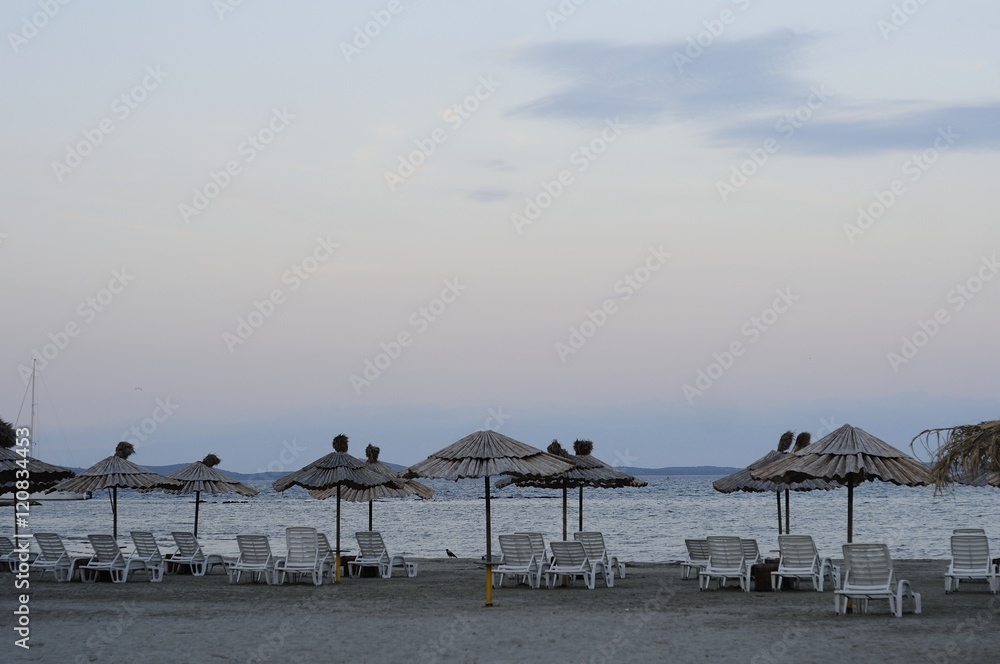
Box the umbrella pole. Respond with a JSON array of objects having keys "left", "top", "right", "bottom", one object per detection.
[
  {"left": 776, "top": 491, "right": 782, "bottom": 535},
  {"left": 785, "top": 489, "right": 790, "bottom": 534},
  {"left": 368, "top": 499, "right": 373, "bottom": 532},
  {"left": 562, "top": 487, "right": 567, "bottom": 541},
  {"left": 112, "top": 486, "right": 118, "bottom": 540},
  {"left": 194, "top": 490, "right": 201, "bottom": 538},
  {"left": 485, "top": 475, "right": 493, "bottom": 607},
  {"left": 578, "top": 486, "right": 584, "bottom": 533},
  {"left": 335, "top": 484, "right": 342, "bottom": 583},
  {"left": 847, "top": 479, "right": 854, "bottom": 544}
]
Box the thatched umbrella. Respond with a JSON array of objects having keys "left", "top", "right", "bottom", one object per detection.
[
  {"left": 50, "top": 442, "right": 182, "bottom": 539},
  {"left": 403, "top": 429, "right": 574, "bottom": 606},
  {"left": 713, "top": 431, "right": 838, "bottom": 534},
  {"left": 309, "top": 444, "right": 432, "bottom": 531},
  {"left": 913, "top": 420, "right": 1000, "bottom": 490},
  {"left": 496, "top": 440, "right": 647, "bottom": 540},
  {"left": 752, "top": 424, "right": 931, "bottom": 542},
  {"left": 0, "top": 417, "right": 76, "bottom": 539},
  {"left": 165, "top": 454, "right": 259, "bottom": 537},
  {"left": 272, "top": 434, "right": 399, "bottom": 582}
]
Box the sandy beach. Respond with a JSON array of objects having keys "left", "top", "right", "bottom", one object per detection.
[{"left": 3, "top": 558, "right": 999, "bottom": 663}]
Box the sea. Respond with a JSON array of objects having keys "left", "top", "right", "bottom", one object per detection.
[{"left": 11, "top": 476, "right": 996, "bottom": 562}]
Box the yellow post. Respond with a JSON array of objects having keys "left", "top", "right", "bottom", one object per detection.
[
  {"left": 485, "top": 564, "right": 493, "bottom": 606},
  {"left": 335, "top": 552, "right": 341, "bottom": 583}
]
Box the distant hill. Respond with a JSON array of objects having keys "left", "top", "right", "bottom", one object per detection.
[{"left": 68, "top": 463, "right": 738, "bottom": 481}]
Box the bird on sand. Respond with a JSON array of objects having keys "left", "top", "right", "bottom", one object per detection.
[{"left": 446, "top": 549, "right": 457, "bottom": 558}]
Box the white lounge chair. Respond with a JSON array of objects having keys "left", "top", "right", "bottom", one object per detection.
[
  {"left": 129, "top": 531, "right": 165, "bottom": 582},
  {"left": 771, "top": 535, "right": 839, "bottom": 592},
  {"left": 274, "top": 527, "right": 323, "bottom": 586},
  {"left": 835, "top": 543, "right": 921, "bottom": 617},
  {"left": 572, "top": 532, "right": 615, "bottom": 587},
  {"left": 945, "top": 534, "right": 998, "bottom": 594},
  {"left": 31, "top": 533, "right": 89, "bottom": 582},
  {"left": 515, "top": 532, "right": 553, "bottom": 569},
  {"left": 545, "top": 540, "right": 596, "bottom": 590},
  {"left": 0, "top": 536, "right": 24, "bottom": 572},
  {"left": 493, "top": 534, "right": 542, "bottom": 589},
  {"left": 741, "top": 539, "right": 763, "bottom": 566},
  {"left": 953, "top": 528, "right": 986, "bottom": 534},
  {"left": 227, "top": 535, "right": 276, "bottom": 584},
  {"left": 575, "top": 531, "right": 624, "bottom": 580},
  {"left": 168, "top": 532, "right": 226, "bottom": 576},
  {"left": 699, "top": 536, "right": 750, "bottom": 592},
  {"left": 317, "top": 533, "right": 336, "bottom": 581},
  {"left": 80, "top": 534, "right": 147, "bottom": 583},
  {"left": 348, "top": 531, "right": 416, "bottom": 579},
  {"left": 682, "top": 539, "right": 710, "bottom": 580}
]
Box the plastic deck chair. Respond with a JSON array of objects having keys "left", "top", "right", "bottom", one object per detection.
[{"left": 835, "top": 543, "right": 921, "bottom": 617}]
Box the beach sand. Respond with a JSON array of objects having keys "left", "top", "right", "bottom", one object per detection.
[{"left": 3, "top": 559, "right": 998, "bottom": 663}]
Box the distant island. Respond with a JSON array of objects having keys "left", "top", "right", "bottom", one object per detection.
[{"left": 69, "top": 463, "right": 740, "bottom": 481}]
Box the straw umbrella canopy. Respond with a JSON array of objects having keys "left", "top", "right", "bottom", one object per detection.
[
  {"left": 309, "top": 444, "right": 432, "bottom": 531},
  {"left": 713, "top": 431, "right": 838, "bottom": 534},
  {"left": 752, "top": 424, "right": 931, "bottom": 542},
  {"left": 50, "top": 442, "right": 182, "bottom": 539},
  {"left": 165, "top": 454, "right": 259, "bottom": 537},
  {"left": 912, "top": 419, "right": 1000, "bottom": 490},
  {"left": 403, "top": 429, "right": 574, "bottom": 606},
  {"left": 496, "top": 439, "right": 647, "bottom": 540},
  {"left": 1, "top": 417, "right": 76, "bottom": 538},
  {"left": 272, "top": 434, "right": 400, "bottom": 582}
]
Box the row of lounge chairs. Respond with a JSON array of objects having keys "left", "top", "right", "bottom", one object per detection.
[{"left": 492, "top": 531, "right": 622, "bottom": 591}]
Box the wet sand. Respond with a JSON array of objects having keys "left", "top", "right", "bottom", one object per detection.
[{"left": 3, "top": 558, "right": 999, "bottom": 663}]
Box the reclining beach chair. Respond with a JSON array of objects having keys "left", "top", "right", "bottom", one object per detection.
[
  {"left": 129, "top": 531, "right": 165, "bottom": 582},
  {"left": 227, "top": 535, "right": 276, "bottom": 584},
  {"left": 771, "top": 535, "right": 839, "bottom": 592},
  {"left": 834, "top": 543, "right": 921, "bottom": 617},
  {"left": 741, "top": 539, "right": 763, "bottom": 566},
  {"left": 945, "top": 534, "right": 998, "bottom": 594},
  {"left": 31, "top": 533, "right": 89, "bottom": 582},
  {"left": 0, "top": 536, "right": 23, "bottom": 572},
  {"left": 169, "top": 531, "right": 226, "bottom": 576},
  {"left": 682, "top": 539, "right": 710, "bottom": 580},
  {"left": 573, "top": 532, "right": 616, "bottom": 586},
  {"left": 274, "top": 527, "right": 323, "bottom": 585},
  {"left": 349, "top": 531, "right": 416, "bottom": 579},
  {"left": 80, "top": 534, "right": 148, "bottom": 583},
  {"left": 493, "top": 534, "right": 542, "bottom": 589},
  {"left": 515, "top": 532, "right": 553, "bottom": 569},
  {"left": 317, "top": 533, "right": 336, "bottom": 581},
  {"left": 544, "top": 540, "right": 596, "bottom": 590},
  {"left": 699, "top": 536, "right": 750, "bottom": 592}
]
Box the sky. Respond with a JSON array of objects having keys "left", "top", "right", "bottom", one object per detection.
[{"left": 2, "top": 1, "right": 998, "bottom": 474}]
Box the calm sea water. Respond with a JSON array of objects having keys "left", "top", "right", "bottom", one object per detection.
[{"left": 13, "top": 477, "right": 996, "bottom": 562}]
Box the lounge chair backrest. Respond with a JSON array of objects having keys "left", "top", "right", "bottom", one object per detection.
[
  {"left": 131, "top": 532, "right": 163, "bottom": 563},
  {"left": 514, "top": 532, "right": 547, "bottom": 561},
  {"left": 171, "top": 532, "right": 203, "bottom": 557},
  {"left": 685, "top": 539, "right": 710, "bottom": 560},
  {"left": 356, "top": 531, "right": 388, "bottom": 559},
  {"left": 573, "top": 532, "right": 607, "bottom": 564},
  {"left": 317, "top": 533, "right": 332, "bottom": 557},
  {"left": 550, "top": 540, "right": 589, "bottom": 568},
  {"left": 778, "top": 535, "right": 819, "bottom": 568},
  {"left": 34, "top": 533, "right": 70, "bottom": 560},
  {"left": 953, "top": 528, "right": 986, "bottom": 534},
  {"left": 0, "top": 536, "right": 14, "bottom": 556},
  {"left": 498, "top": 534, "right": 534, "bottom": 567},
  {"left": 842, "top": 543, "right": 893, "bottom": 589},
  {"left": 741, "top": 539, "right": 761, "bottom": 564},
  {"left": 87, "top": 535, "right": 125, "bottom": 565},
  {"left": 285, "top": 527, "right": 319, "bottom": 564},
  {"left": 707, "top": 536, "right": 744, "bottom": 569},
  {"left": 236, "top": 535, "right": 272, "bottom": 564},
  {"left": 951, "top": 535, "right": 991, "bottom": 571}
]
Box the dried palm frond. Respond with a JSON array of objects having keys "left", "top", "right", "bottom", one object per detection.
[
  {"left": 202, "top": 453, "right": 221, "bottom": 467},
  {"left": 793, "top": 432, "right": 811, "bottom": 451},
  {"left": 777, "top": 431, "right": 794, "bottom": 453},
  {"left": 913, "top": 420, "right": 1000, "bottom": 490},
  {"left": 115, "top": 441, "right": 136, "bottom": 459}
]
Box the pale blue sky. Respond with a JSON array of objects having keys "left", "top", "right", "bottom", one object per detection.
[{"left": 3, "top": 1, "right": 998, "bottom": 472}]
